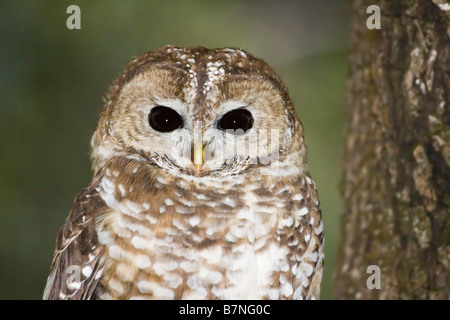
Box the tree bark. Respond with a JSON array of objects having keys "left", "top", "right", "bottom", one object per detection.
[{"left": 334, "top": 0, "right": 450, "bottom": 299}]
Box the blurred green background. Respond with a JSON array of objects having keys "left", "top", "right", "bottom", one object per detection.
[{"left": 0, "top": 0, "right": 348, "bottom": 299}]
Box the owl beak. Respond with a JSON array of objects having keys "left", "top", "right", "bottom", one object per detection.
[{"left": 193, "top": 145, "right": 204, "bottom": 175}]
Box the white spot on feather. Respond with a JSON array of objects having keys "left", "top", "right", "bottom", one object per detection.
[
  {"left": 137, "top": 281, "right": 175, "bottom": 299},
  {"left": 301, "top": 262, "right": 314, "bottom": 277},
  {"left": 108, "top": 278, "right": 125, "bottom": 294},
  {"left": 131, "top": 235, "right": 151, "bottom": 250},
  {"left": 268, "top": 288, "right": 280, "bottom": 299},
  {"left": 315, "top": 221, "right": 323, "bottom": 235},
  {"left": 180, "top": 261, "right": 197, "bottom": 273},
  {"left": 278, "top": 216, "right": 293, "bottom": 228},
  {"left": 293, "top": 287, "right": 304, "bottom": 300},
  {"left": 152, "top": 261, "right": 178, "bottom": 276},
  {"left": 137, "top": 280, "right": 152, "bottom": 294},
  {"left": 297, "top": 207, "right": 309, "bottom": 216},
  {"left": 82, "top": 266, "right": 92, "bottom": 278},
  {"left": 189, "top": 216, "right": 201, "bottom": 227},
  {"left": 164, "top": 198, "right": 174, "bottom": 206},
  {"left": 136, "top": 255, "right": 151, "bottom": 269},
  {"left": 281, "top": 282, "right": 293, "bottom": 297},
  {"left": 156, "top": 176, "right": 166, "bottom": 184},
  {"left": 292, "top": 193, "right": 304, "bottom": 201}
]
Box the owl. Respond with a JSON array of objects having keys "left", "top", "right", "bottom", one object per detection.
[{"left": 43, "top": 45, "right": 324, "bottom": 300}]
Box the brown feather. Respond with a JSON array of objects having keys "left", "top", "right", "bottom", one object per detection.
[{"left": 43, "top": 173, "right": 108, "bottom": 300}]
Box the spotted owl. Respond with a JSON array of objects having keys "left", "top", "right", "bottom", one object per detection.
[{"left": 43, "top": 45, "right": 324, "bottom": 300}]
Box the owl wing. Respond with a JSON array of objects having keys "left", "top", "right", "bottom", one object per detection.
[{"left": 43, "top": 173, "right": 108, "bottom": 300}]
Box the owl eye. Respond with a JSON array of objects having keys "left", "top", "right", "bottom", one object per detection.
[
  {"left": 218, "top": 109, "right": 254, "bottom": 135},
  {"left": 149, "top": 106, "right": 183, "bottom": 132}
]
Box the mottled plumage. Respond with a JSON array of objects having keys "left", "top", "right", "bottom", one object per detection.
[{"left": 43, "top": 45, "right": 324, "bottom": 300}]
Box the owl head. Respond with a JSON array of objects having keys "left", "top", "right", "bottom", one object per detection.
[{"left": 90, "top": 46, "right": 306, "bottom": 178}]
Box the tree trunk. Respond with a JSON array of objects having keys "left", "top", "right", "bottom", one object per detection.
[{"left": 334, "top": 0, "right": 450, "bottom": 299}]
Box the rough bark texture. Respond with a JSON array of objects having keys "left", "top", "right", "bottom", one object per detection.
[{"left": 334, "top": 0, "right": 450, "bottom": 299}]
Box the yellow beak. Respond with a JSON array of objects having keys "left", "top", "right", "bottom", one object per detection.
[{"left": 193, "top": 145, "right": 204, "bottom": 175}]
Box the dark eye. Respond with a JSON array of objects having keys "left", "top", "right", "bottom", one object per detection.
[
  {"left": 217, "top": 109, "right": 254, "bottom": 135},
  {"left": 149, "top": 106, "right": 183, "bottom": 132}
]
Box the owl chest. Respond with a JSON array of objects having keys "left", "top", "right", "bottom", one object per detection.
[{"left": 96, "top": 185, "right": 293, "bottom": 299}]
